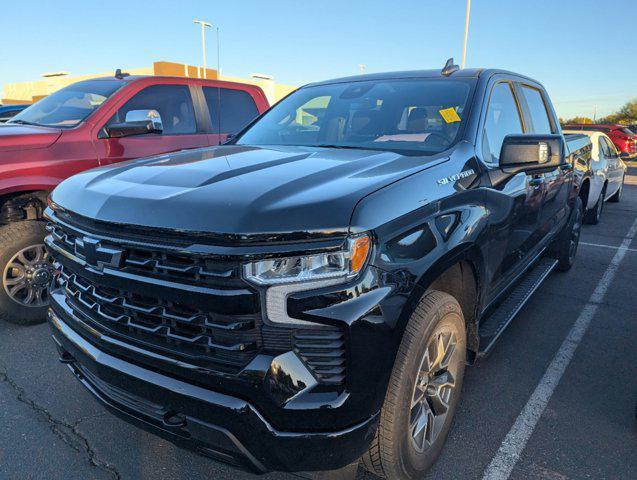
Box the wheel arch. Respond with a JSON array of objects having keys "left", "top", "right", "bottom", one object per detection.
[
  {"left": 0, "top": 190, "right": 49, "bottom": 225},
  {"left": 402, "top": 243, "right": 485, "bottom": 360}
]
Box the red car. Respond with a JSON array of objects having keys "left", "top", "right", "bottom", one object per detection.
[
  {"left": 563, "top": 123, "right": 637, "bottom": 158},
  {"left": 0, "top": 73, "right": 269, "bottom": 325}
]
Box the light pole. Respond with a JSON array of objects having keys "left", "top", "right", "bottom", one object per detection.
[
  {"left": 193, "top": 19, "right": 212, "bottom": 78},
  {"left": 461, "top": 0, "right": 471, "bottom": 69}
]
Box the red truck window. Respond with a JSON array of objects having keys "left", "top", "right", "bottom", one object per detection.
[
  {"left": 203, "top": 87, "right": 259, "bottom": 134},
  {"left": 106, "top": 85, "right": 198, "bottom": 135}
]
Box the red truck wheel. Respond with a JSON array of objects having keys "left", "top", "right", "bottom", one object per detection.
[{"left": 0, "top": 221, "right": 53, "bottom": 325}]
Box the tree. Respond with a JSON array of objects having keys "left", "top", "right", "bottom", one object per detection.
[
  {"left": 562, "top": 116, "right": 593, "bottom": 125},
  {"left": 617, "top": 99, "right": 637, "bottom": 122},
  {"left": 598, "top": 99, "right": 637, "bottom": 125}
]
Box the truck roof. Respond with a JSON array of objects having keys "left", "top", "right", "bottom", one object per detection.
[
  {"left": 307, "top": 68, "right": 542, "bottom": 87},
  {"left": 73, "top": 75, "right": 264, "bottom": 91}
]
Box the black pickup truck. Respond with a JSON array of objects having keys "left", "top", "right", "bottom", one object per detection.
[{"left": 44, "top": 61, "right": 591, "bottom": 479}]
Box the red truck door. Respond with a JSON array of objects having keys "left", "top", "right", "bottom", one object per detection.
[{"left": 93, "top": 84, "right": 208, "bottom": 166}]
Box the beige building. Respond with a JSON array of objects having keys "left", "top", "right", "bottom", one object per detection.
[{"left": 1, "top": 61, "right": 296, "bottom": 105}]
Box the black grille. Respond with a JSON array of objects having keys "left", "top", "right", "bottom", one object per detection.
[
  {"left": 58, "top": 269, "right": 261, "bottom": 371},
  {"left": 47, "top": 216, "right": 262, "bottom": 373},
  {"left": 49, "top": 224, "right": 242, "bottom": 288},
  {"left": 47, "top": 215, "right": 347, "bottom": 384}
]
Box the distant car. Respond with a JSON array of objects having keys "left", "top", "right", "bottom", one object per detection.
[
  {"left": 564, "top": 130, "right": 627, "bottom": 223},
  {"left": 0, "top": 104, "right": 29, "bottom": 123},
  {"left": 563, "top": 124, "right": 636, "bottom": 159}
]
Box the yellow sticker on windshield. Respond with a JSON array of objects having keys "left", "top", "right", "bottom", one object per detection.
[{"left": 439, "top": 107, "right": 461, "bottom": 123}]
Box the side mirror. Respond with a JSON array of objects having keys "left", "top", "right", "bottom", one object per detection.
[
  {"left": 103, "top": 109, "right": 163, "bottom": 138},
  {"left": 125, "top": 109, "right": 163, "bottom": 131},
  {"left": 499, "top": 134, "right": 564, "bottom": 174}
]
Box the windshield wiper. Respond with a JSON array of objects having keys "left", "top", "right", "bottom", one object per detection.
[{"left": 8, "top": 119, "right": 42, "bottom": 127}]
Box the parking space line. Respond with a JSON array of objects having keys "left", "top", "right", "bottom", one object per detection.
[
  {"left": 482, "top": 216, "right": 637, "bottom": 480},
  {"left": 580, "top": 241, "right": 637, "bottom": 253}
]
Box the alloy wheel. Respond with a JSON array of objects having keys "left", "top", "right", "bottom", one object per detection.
[
  {"left": 2, "top": 244, "right": 53, "bottom": 307},
  {"left": 409, "top": 328, "right": 459, "bottom": 452}
]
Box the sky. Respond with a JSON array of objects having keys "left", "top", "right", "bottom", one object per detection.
[{"left": 1, "top": 0, "right": 635, "bottom": 119}]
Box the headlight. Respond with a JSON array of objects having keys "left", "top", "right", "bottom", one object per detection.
[
  {"left": 46, "top": 193, "right": 61, "bottom": 211},
  {"left": 243, "top": 235, "right": 371, "bottom": 285},
  {"left": 243, "top": 234, "right": 372, "bottom": 326}
]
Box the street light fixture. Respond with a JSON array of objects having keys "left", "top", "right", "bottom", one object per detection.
[{"left": 193, "top": 19, "right": 212, "bottom": 78}]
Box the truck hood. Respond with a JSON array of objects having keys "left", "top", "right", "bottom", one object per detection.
[
  {"left": 51, "top": 145, "right": 448, "bottom": 238},
  {"left": 0, "top": 124, "right": 63, "bottom": 153}
]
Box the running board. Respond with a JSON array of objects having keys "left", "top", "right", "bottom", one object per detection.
[{"left": 478, "top": 257, "right": 558, "bottom": 357}]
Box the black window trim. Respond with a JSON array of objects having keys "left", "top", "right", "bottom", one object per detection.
[{"left": 190, "top": 85, "right": 212, "bottom": 134}]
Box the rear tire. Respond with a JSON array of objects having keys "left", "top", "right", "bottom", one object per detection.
[
  {"left": 608, "top": 176, "right": 624, "bottom": 203},
  {"left": 584, "top": 186, "right": 605, "bottom": 225},
  {"left": 0, "top": 221, "right": 52, "bottom": 326},
  {"left": 360, "top": 290, "right": 466, "bottom": 480},
  {"left": 549, "top": 196, "right": 583, "bottom": 272}
]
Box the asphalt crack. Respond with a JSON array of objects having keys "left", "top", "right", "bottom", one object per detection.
[{"left": 0, "top": 365, "right": 121, "bottom": 480}]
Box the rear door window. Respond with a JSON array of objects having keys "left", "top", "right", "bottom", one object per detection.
[
  {"left": 482, "top": 82, "right": 524, "bottom": 165},
  {"left": 602, "top": 137, "right": 617, "bottom": 157},
  {"left": 599, "top": 138, "right": 611, "bottom": 157},
  {"left": 520, "top": 86, "right": 552, "bottom": 134},
  {"left": 108, "top": 84, "right": 197, "bottom": 135},
  {"left": 203, "top": 87, "right": 259, "bottom": 134}
]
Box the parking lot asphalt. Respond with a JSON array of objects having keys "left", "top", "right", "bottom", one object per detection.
[{"left": 1, "top": 162, "right": 636, "bottom": 480}]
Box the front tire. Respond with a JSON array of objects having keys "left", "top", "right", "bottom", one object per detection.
[
  {"left": 0, "top": 221, "right": 53, "bottom": 325},
  {"left": 361, "top": 291, "right": 466, "bottom": 479}
]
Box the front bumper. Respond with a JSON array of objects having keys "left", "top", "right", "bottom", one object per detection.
[{"left": 49, "top": 309, "right": 379, "bottom": 473}]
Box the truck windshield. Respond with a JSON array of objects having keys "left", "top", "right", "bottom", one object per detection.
[
  {"left": 8, "top": 80, "right": 123, "bottom": 128},
  {"left": 236, "top": 78, "right": 473, "bottom": 155}
]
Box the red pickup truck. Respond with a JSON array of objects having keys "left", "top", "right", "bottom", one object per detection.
[{"left": 0, "top": 73, "right": 269, "bottom": 325}]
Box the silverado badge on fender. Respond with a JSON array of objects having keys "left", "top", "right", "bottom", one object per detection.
[{"left": 436, "top": 169, "right": 476, "bottom": 185}]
